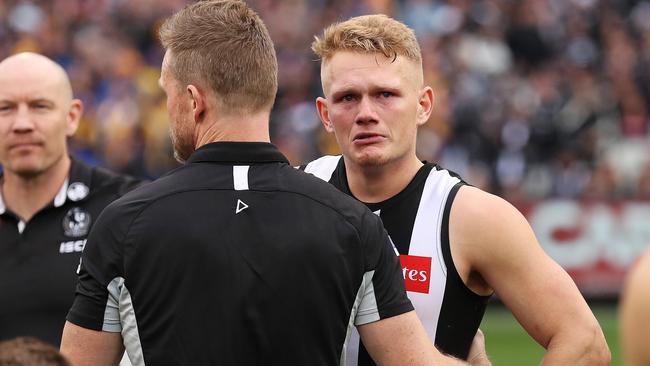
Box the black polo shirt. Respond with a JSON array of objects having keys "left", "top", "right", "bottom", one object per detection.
[
  {"left": 0, "top": 159, "right": 141, "bottom": 346},
  {"left": 67, "top": 142, "right": 412, "bottom": 366}
]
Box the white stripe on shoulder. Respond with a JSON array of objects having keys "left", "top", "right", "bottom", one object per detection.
[
  {"left": 233, "top": 165, "right": 250, "bottom": 191},
  {"left": 303, "top": 155, "right": 342, "bottom": 182}
]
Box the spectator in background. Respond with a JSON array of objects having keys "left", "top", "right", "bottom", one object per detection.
[
  {"left": 619, "top": 249, "right": 650, "bottom": 366},
  {"left": 0, "top": 52, "right": 141, "bottom": 346},
  {"left": 2, "top": 0, "right": 649, "bottom": 196}
]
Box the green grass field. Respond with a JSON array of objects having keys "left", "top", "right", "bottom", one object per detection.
[{"left": 480, "top": 303, "right": 620, "bottom": 365}]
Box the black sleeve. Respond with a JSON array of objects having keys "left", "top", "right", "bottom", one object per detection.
[
  {"left": 66, "top": 201, "right": 128, "bottom": 332},
  {"left": 354, "top": 210, "right": 413, "bottom": 325}
]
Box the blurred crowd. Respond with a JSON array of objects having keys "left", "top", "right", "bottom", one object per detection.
[{"left": 2, "top": 0, "right": 650, "bottom": 200}]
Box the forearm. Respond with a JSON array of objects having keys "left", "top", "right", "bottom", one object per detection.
[{"left": 540, "top": 325, "right": 610, "bottom": 366}]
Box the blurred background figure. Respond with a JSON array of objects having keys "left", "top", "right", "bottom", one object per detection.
[
  {"left": 619, "top": 249, "right": 650, "bottom": 366},
  {"left": 0, "top": 52, "right": 141, "bottom": 346},
  {"left": 1, "top": 0, "right": 649, "bottom": 364},
  {"left": 2, "top": 0, "right": 649, "bottom": 198},
  {"left": 0, "top": 337, "right": 71, "bottom": 366}
]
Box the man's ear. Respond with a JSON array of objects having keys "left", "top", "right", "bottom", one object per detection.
[
  {"left": 416, "top": 86, "right": 434, "bottom": 126},
  {"left": 65, "top": 99, "right": 83, "bottom": 137},
  {"left": 316, "top": 97, "right": 334, "bottom": 133},
  {"left": 187, "top": 84, "right": 206, "bottom": 123}
]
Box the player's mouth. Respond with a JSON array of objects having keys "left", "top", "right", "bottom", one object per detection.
[{"left": 353, "top": 132, "right": 386, "bottom": 145}]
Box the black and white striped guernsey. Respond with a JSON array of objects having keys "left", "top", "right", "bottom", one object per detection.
[{"left": 302, "top": 155, "right": 490, "bottom": 363}]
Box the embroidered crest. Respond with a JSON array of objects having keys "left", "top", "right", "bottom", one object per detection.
[{"left": 62, "top": 207, "right": 91, "bottom": 237}]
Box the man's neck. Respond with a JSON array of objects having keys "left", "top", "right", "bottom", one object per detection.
[
  {"left": 195, "top": 112, "right": 271, "bottom": 147},
  {"left": 1, "top": 156, "right": 71, "bottom": 222},
  {"left": 345, "top": 155, "right": 423, "bottom": 203}
]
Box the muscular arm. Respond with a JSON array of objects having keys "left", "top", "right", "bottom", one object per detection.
[
  {"left": 450, "top": 186, "right": 610, "bottom": 365},
  {"left": 620, "top": 250, "right": 650, "bottom": 366},
  {"left": 358, "top": 311, "right": 468, "bottom": 365},
  {"left": 60, "top": 321, "right": 124, "bottom": 366}
]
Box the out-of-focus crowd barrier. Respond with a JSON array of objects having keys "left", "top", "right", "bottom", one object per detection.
[{"left": 519, "top": 199, "right": 650, "bottom": 297}]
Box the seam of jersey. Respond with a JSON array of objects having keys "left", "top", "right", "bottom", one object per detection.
[{"left": 433, "top": 174, "right": 452, "bottom": 278}]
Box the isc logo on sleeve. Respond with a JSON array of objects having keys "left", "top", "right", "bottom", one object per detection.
[{"left": 399, "top": 255, "right": 432, "bottom": 294}]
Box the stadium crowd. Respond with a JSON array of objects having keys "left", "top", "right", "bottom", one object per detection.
[{"left": 2, "top": 0, "right": 650, "bottom": 200}]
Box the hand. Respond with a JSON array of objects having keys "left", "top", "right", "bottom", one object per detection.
[{"left": 467, "top": 329, "right": 491, "bottom": 366}]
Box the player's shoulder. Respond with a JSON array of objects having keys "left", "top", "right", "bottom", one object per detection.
[
  {"left": 282, "top": 161, "right": 376, "bottom": 229},
  {"left": 455, "top": 185, "right": 520, "bottom": 217},
  {"left": 86, "top": 163, "right": 145, "bottom": 196},
  {"left": 106, "top": 165, "right": 187, "bottom": 208},
  {"left": 298, "top": 155, "right": 342, "bottom": 182},
  {"left": 451, "top": 185, "right": 531, "bottom": 245},
  {"left": 450, "top": 185, "right": 545, "bottom": 280},
  {"left": 282, "top": 161, "right": 357, "bottom": 206}
]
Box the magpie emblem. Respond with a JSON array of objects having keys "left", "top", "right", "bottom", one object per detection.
[{"left": 63, "top": 207, "right": 91, "bottom": 237}]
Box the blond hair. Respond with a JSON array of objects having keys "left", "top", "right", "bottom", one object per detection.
[
  {"left": 159, "top": 0, "right": 277, "bottom": 113},
  {"left": 312, "top": 14, "right": 421, "bottom": 63}
]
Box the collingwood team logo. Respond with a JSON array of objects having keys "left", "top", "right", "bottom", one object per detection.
[{"left": 63, "top": 207, "right": 91, "bottom": 237}]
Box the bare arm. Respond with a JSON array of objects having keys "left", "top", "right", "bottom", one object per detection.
[
  {"left": 358, "top": 311, "right": 467, "bottom": 366},
  {"left": 60, "top": 321, "right": 124, "bottom": 366},
  {"left": 467, "top": 329, "right": 491, "bottom": 366},
  {"left": 451, "top": 186, "right": 610, "bottom": 366},
  {"left": 620, "top": 250, "right": 650, "bottom": 366}
]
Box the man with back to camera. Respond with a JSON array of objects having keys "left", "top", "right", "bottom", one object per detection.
[
  {"left": 59, "top": 2, "right": 482, "bottom": 365},
  {"left": 0, "top": 52, "right": 142, "bottom": 346},
  {"left": 302, "top": 14, "right": 611, "bottom": 365}
]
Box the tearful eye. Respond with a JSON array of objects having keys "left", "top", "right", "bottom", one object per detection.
[
  {"left": 380, "top": 92, "right": 393, "bottom": 98},
  {"left": 342, "top": 95, "right": 354, "bottom": 102}
]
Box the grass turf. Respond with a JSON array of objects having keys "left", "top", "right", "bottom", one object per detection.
[{"left": 479, "top": 303, "right": 620, "bottom": 365}]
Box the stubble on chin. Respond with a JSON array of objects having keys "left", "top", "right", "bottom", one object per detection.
[
  {"left": 7, "top": 152, "right": 63, "bottom": 180},
  {"left": 352, "top": 148, "right": 390, "bottom": 168},
  {"left": 169, "top": 128, "right": 194, "bottom": 164}
]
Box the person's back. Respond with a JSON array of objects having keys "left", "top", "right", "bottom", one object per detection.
[{"left": 69, "top": 142, "right": 409, "bottom": 364}]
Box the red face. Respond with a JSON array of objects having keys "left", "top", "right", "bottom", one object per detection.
[
  {"left": 316, "top": 51, "right": 433, "bottom": 169},
  {"left": 0, "top": 63, "right": 80, "bottom": 178}
]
